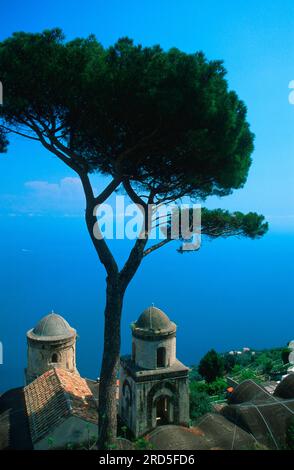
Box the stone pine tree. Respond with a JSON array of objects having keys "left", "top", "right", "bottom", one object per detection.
[
  {"left": 198, "top": 349, "right": 225, "bottom": 383},
  {"left": 0, "top": 30, "right": 268, "bottom": 448}
]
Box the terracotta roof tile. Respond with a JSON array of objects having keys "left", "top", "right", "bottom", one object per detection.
[{"left": 24, "top": 368, "right": 98, "bottom": 444}]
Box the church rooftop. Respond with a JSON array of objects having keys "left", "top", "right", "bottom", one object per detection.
[
  {"left": 27, "top": 312, "right": 75, "bottom": 341},
  {"left": 132, "top": 306, "right": 176, "bottom": 338},
  {"left": 24, "top": 368, "right": 98, "bottom": 445}
]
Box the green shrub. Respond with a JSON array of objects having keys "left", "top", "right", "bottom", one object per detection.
[
  {"left": 239, "top": 369, "right": 260, "bottom": 381},
  {"left": 206, "top": 377, "right": 227, "bottom": 396},
  {"left": 223, "top": 353, "right": 236, "bottom": 373},
  {"left": 134, "top": 437, "right": 153, "bottom": 450},
  {"left": 189, "top": 382, "right": 212, "bottom": 421},
  {"left": 281, "top": 348, "right": 291, "bottom": 365}
]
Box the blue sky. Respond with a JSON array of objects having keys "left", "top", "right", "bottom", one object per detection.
[
  {"left": 0, "top": 1, "right": 294, "bottom": 389},
  {"left": 0, "top": 0, "right": 294, "bottom": 226}
]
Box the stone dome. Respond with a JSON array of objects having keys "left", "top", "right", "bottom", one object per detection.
[
  {"left": 27, "top": 312, "right": 75, "bottom": 341},
  {"left": 132, "top": 306, "right": 176, "bottom": 338}
]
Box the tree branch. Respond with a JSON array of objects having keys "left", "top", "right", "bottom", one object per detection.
[
  {"left": 18, "top": 117, "right": 121, "bottom": 278},
  {"left": 79, "top": 172, "right": 119, "bottom": 278},
  {"left": 123, "top": 179, "right": 147, "bottom": 209},
  {"left": 95, "top": 177, "right": 122, "bottom": 204},
  {"left": 0, "top": 124, "right": 39, "bottom": 141},
  {"left": 143, "top": 238, "right": 173, "bottom": 257},
  {"left": 115, "top": 127, "right": 160, "bottom": 173},
  {"left": 119, "top": 187, "right": 155, "bottom": 291},
  {"left": 27, "top": 120, "right": 83, "bottom": 173}
]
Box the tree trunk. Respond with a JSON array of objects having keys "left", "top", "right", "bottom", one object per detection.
[
  {"left": 98, "top": 276, "right": 123, "bottom": 449},
  {"left": 80, "top": 176, "right": 149, "bottom": 449}
]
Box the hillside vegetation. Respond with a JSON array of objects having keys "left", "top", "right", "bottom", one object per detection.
[{"left": 189, "top": 345, "right": 291, "bottom": 423}]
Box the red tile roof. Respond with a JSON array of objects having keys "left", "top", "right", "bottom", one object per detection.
[{"left": 24, "top": 368, "right": 98, "bottom": 444}]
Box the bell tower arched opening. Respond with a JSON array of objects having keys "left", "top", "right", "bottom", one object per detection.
[
  {"left": 156, "top": 396, "right": 169, "bottom": 425},
  {"left": 51, "top": 353, "right": 58, "bottom": 363},
  {"left": 157, "top": 347, "right": 166, "bottom": 368}
]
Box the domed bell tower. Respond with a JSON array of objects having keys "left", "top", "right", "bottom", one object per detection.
[
  {"left": 25, "top": 311, "right": 78, "bottom": 384},
  {"left": 119, "top": 306, "right": 189, "bottom": 437}
]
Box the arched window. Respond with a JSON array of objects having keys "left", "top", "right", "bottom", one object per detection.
[
  {"left": 157, "top": 347, "right": 166, "bottom": 368},
  {"left": 51, "top": 353, "right": 58, "bottom": 363}
]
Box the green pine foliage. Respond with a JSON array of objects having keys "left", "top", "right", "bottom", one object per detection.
[{"left": 198, "top": 349, "right": 224, "bottom": 383}]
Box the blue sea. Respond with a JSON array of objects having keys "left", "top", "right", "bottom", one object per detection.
[{"left": 0, "top": 215, "right": 293, "bottom": 393}]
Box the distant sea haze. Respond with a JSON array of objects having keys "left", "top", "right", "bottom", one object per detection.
[{"left": 0, "top": 216, "right": 293, "bottom": 392}]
